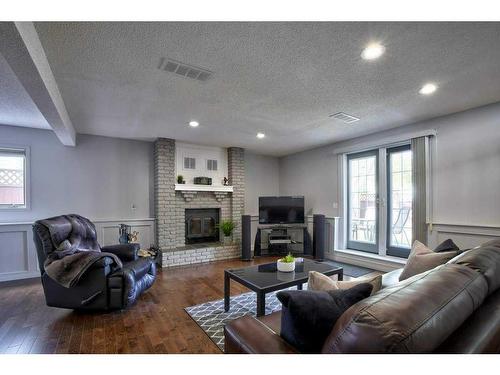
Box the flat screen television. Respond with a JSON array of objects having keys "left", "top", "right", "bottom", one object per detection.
[{"left": 259, "top": 196, "right": 305, "bottom": 224}]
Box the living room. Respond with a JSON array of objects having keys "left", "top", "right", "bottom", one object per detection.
[{"left": 1, "top": 1, "right": 499, "bottom": 373}]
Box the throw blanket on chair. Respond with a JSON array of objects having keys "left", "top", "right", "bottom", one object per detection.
[{"left": 43, "top": 215, "right": 122, "bottom": 288}]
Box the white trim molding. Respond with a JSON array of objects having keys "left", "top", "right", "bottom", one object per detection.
[
  {"left": 330, "top": 248, "right": 406, "bottom": 272},
  {"left": 331, "top": 129, "right": 437, "bottom": 155},
  {"left": 174, "top": 184, "right": 233, "bottom": 192},
  {"left": 0, "top": 217, "right": 155, "bottom": 282},
  {"left": 427, "top": 222, "right": 500, "bottom": 249}
]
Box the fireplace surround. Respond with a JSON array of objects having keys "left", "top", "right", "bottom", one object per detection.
[{"left": 154, "top": 138, "right": 245, "bottom": 268}]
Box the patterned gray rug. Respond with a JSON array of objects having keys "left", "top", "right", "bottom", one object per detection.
[
  {"left": 185, "top": 287, "right": 298, "bottom": 352},
  {"left": 185, "top": 262, "right": 375, "bottom": 351}
]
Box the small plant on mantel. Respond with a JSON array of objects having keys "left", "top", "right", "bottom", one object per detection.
[
  {"left": 177, "top": 175, "right": 185, "bottom": 184},
  {"left": 217, "top": 220, "right": 235, "bottom": 245}
]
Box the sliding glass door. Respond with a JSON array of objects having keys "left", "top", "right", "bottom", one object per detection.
[
  {"left": 347, "top": 151, "right": 378, "bottom": 253},
  {"left": 346, "top": 145, "right": 413, "bottom": 258},
  {"left": 387, "top": 145, "right": 413, "bottom": 257}
]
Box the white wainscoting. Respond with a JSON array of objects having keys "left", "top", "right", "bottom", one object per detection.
[
  {"left": 326, "top": 221, "right": 500, "bottom": 273},
  {"left": 427, "top": 223, "right": 500, "bottom": 249},
  {"left": 0, "top": 223, "right": 39, "bottom": 282},
  {"left": 0, "top": 218, "right": 155, "bottom": 282}
]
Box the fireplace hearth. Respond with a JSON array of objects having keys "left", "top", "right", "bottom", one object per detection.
[{"left": 185, "top": 208, "right": 220, "bottom": 244}]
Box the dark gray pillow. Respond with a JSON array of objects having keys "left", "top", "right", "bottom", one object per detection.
[
  {"left": 434, "top": 239, "right": 460, "bottom": 253},
  {"left": 277, "top": 283, "right": 373, "bottom": 353}
]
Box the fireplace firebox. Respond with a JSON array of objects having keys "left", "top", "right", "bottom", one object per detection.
[{"left": 185, "top": 208, "right": 220, "bottom": 244}]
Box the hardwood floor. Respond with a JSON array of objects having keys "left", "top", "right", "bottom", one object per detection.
[
  {"left": 0, "top": 257, "right": 379, "bottom": 354},
  {"left": 0, "top": 257, "right": 280, "bottom": 354}
]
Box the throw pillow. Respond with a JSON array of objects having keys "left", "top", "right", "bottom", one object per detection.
[
  {"left": 308, "top": 271, "right": 382, "bottom": 295},
  {"left": 399, "top": 240, "right": 460, "bottom": 281},
  {"left": 277, "top": 283, "right": 373, "bottom": 353},
  {"left": 434, "top": 238, "right": 460, "bottom": 253}
]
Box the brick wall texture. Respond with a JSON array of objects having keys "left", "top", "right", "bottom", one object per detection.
[
  {"left": 154, "top": 139, "right": 245, "bottom": 267},
  {"left": 228, "top": 147, "right": 245, "bottom": 244}
]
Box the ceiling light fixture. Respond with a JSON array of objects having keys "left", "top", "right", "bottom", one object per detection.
[
  {"left": 256, "top": 132, "right": 265, "bottom": 139},
  {"left": 188, "top": 121, "right": 199, "bottom": 127},
  {"left": 361, "top": 43, "right": 385, "bottom": 60},
  {"left": 419, "top": 83, "right": 438, "bottom": 95}
]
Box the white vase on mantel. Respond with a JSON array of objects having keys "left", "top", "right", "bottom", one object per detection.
[
  {"left": 277, "top": 259, "right": 296, "bottom": 272},
  {"left": 223, "top": 236, "right": 232, "bottom": 246}
]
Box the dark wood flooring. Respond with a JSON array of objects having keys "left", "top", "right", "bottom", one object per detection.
[{"left": 0, "top": 257, "right": 283, "bottom": 354}]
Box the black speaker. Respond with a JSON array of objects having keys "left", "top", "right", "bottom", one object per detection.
[
  {"left": 241, "top": 215, "right": 252, "bottom": 261},
  {"left": 313, "top": 214, "right": 326, "bottom": 261}
]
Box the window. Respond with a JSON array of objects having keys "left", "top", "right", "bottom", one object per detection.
[
  {"left": 387, "top": 145, "right": 413, "bottom": 257},
  {"left": 207, "top": 159, "right": 218, "bottom": 171},
  {"left": 184, "top": 157, "right": 196, "bottom": 170},
  {"left": 347, "top": 151, "right": 378, "bottom": 253},
  {"left": 0, "top": 147, "right": 28, "bottom": 209},
  {"left": 346, "top": 144, "right": 412, "bottom": 258}
]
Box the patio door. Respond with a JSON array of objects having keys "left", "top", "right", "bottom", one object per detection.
[
  {"left": 347, "top": 151, "right": 379, "bottom": 253},
  {"left": 387, "top": 145, "right": 413, "bottom": 258}
]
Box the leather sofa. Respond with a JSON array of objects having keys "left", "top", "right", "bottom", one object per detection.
[
  {"left": 224, "top": 239, "right": 500, "bottom": 353},
  {"left": 33, "top": 214, "right": 156, "bottom": 310}
]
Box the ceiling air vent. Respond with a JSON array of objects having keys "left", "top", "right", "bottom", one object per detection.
[
  {"left": 329, "top": 112, "right": 360, "bottom": 124},
  {"left": 158, "top": 57, "right": 213, "bottom": 82}
]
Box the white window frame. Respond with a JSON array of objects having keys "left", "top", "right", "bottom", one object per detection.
[
  {"left": 0, "top": 144, "right": 31, "bottom": 211},
  {"left": 336, "top": 129, "right": 436, "bottom": 257}
]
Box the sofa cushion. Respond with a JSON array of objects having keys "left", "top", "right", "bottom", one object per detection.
[
  {"left": 322, "top": 263, "right": 488, "bottom": 353},
  {"left": 308, "top": 271, "right": 382, "bottom": 295},
  {"left": 277, "top": 284, "right": 373, "bottom": 353},
  {"left": 449, "top": 239, "right": 500, "bottom": 296},
  {"left": 381, "top": 268, "right": 403, "bottom": 288},
  {"left": 399, "top": 240, "right": 459, "bottom": 281}
]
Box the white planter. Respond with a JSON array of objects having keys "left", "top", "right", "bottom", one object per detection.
[
  {"left": 277, "top": 260, "right": 295, "bottom": 272},
  {"left": 223, "top": 236, "right": 232, "bottom": 246}
]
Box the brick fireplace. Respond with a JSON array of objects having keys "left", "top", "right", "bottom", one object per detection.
[{"left": 154, "top": 138, "right": 245, "bottom": 267}]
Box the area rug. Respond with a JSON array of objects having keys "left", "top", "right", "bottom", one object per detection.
[
  {"left": 185, "top": 288, "right": 293, "bottom": 352},
  {"left": 185, "top": 261, "right": 376, "bottom": 351}
]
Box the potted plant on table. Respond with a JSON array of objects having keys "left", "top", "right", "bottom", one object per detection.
[
  {"left": 217, "top": 220, "right": 235, "bottom": 246},
  {"left": 277, "top": 253, "right": 296, "bottom": 272}
]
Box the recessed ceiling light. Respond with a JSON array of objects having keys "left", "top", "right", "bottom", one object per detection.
[
  {"left": 361, "top": 43, "right": 385, "bottom": 60},
  {"left": 256, "top": 132, "right": 265, "bottom": 139},
  {"left": 188, "top": 120, "right": 199, "bottom": 127},
  {"left": 419, "top": 83, "right": 438, "bottom": 95}
]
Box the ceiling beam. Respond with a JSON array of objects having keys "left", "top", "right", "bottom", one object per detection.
[{"left": 0, "top": 22, "right": 76, "bottom": 146}]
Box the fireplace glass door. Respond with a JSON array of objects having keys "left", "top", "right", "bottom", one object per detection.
[{"left": 185, "top": 208, "right": 220, "bottom": 243}]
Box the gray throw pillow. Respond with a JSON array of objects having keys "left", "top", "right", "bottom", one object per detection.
[{"left": 399, "top": 240, "right": 460, "bottom": 281}]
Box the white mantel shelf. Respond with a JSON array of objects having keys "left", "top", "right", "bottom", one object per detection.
[{"left": 174, "top": 184, "right": 234, "bottom": 193}]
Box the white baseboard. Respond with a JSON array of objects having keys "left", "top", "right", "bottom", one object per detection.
[{"left": 328, "top": 249, "right": 406, "bottom": 272}]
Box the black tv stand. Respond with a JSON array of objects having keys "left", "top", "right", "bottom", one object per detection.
[{"left": 254, "top": 225, "right": 312, "bottom": 257}]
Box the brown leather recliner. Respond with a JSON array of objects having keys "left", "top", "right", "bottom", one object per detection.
[{"left": 224, "top": 240, "right": 500, "bottom": 354}]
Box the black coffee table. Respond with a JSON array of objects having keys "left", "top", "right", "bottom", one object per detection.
[{"left": 224, "top": 259, "right": 343, "bottom": 317}]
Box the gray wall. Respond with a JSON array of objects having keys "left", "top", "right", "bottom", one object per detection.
[
  {"left": 0, "top": 125, "right": 154, "bottom": 223},
  {"left": 244, "top": 152, "right": 280, "bottom": 215},
  {"left": 280, "top": 102, "right": 500, "bottom": 226}
]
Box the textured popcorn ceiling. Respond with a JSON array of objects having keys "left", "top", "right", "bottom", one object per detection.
[
  {"left": 0, "top": 53, "right": 51, "bottom": 130},
  {"left": 33, "top": 22, "right": 500, "bottom": 156}
]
